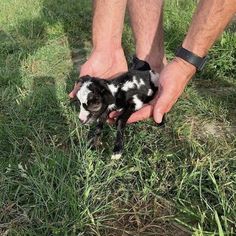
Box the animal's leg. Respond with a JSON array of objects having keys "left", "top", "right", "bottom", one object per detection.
[
  {"left": 88, "top": 122, "right": 104, "bottom": 149},
  {"left": 111, "top": 104, "right": 135, "bottom": 160},
  {"left": 88, "top": 111, "right": 109, "bottom": 149}
]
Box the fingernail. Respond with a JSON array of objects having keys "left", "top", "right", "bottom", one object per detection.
[{"left": 154, "top": 112, "right": 163, "bottom": 124}]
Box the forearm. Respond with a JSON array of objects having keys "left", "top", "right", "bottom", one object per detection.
[
  {"left": 92, "top": 0, "right": 127, "bottom": 51},
  {"left": 182, "top": 0, "right": 236, "bottom": 57},
  {"left": 148, "top": 0, "right": 235, "bottom": 123},
  {"left": 128, "top": 0, "right": 164, "bottom": 59}
]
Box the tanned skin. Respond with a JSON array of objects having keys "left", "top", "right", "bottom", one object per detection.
[
  {"left": 126, "top": 0, "right": 236, "bottom": 123},
  {"left": 79, "top": 0, "right": 128, "bottom": 79},
  {"left": 70, "top": 0, "right": 236, "bottom": 124},
  {"left": 69, "top": 0, "right": 166, "bottom": 96},
  {"left": 128, "top": 0, "right": 166, "bottom": 72}
]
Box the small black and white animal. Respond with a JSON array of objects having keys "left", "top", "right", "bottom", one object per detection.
[{"left": 73, "top": 69, "right": 159, "bottom": 159}]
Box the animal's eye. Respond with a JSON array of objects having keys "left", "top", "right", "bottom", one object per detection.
[
  {"left": 82, "top": 103, "right": 87, "bottom": 109},
  {"left": 88, "top": 92, "right": 94, "bottom": 101}
]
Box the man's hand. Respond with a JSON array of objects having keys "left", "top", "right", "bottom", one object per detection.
[
  {"left": 69, "top": 48, "right": 128, "bottom": 99},
  {"left": 109, "top": 57, "right": 196, "bottom": 124}
]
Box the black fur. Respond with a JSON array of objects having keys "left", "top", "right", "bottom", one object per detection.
[{"left": 74, "top": 70, "right": 159, "bottom": 158}]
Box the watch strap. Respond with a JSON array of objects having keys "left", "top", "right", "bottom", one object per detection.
[{"left": 176, "top": 46, "right": 207, "bottom": 71}]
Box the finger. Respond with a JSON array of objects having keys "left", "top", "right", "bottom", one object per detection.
[
  {"left": 68, "top": 82, "right": 81, "bottom": 98},
  {"left": 153, "top": 92, "right": 174, "bottom": 123},
  {"left": 69, "top": 90, "right": 76, "bottom": 98},
  {"left": 109, "top": 111, "right": 122, "bottom": 119},
  {"left": 107, "top": 112, "right": 118, "bottom": 124},
  {"left": 153, "top": 90, "right": 182, "bottom": 124},
  {"left": 107, "top": 117, "right": 116, "bottom": 124},
  {"left": 109, "top": 104, "right": 153, "bottom": 123},
  {"left": 127, "top": 105, "right": 153, "bottom": 123}
]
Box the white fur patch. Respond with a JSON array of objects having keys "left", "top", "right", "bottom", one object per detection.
[
  {"left": 122, "top": 81, "right": 135, "bottom": 91},
  {"left": 79, "top": 106, "right": 90, "bottom": 122},
  {"left": 111, "top": 153, "right": 122, "bottom": 160},
  {"left": 149, "top": 71, "right": 159, "bottom": 87},
  {"left": 133, "top": 95, "right": 143, "bottom": 110},
  {"left": 137, "top": 78, "right": 145, "bottom": 87},
  {"left": 76, "top": 81, "right": 92, "bottom": 105},
  {"left": 108, "top": 104, "right": 116, "bottom": 110},
  {"left": 108, "top": 84, "right": 118, "bottom": 96},
  {"left": 148, "top": 89, "right": 153, "bottom": 96},
  {"left": 122, "top": 76, "right": 145, "bottom": 91}
]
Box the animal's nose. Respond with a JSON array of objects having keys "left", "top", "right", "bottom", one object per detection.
[
  {"left": 79, "top": 118, "right": 85, "bottom": 123},
  {"left": 79, "top": 118, "right": 89, "bottom": 124}
]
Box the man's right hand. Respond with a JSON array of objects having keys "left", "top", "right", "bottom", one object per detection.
[{"left": 109, "top": 57, "right": 196, "bottom": 124}]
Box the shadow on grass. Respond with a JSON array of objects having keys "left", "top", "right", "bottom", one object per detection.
[
  {"left": 0, "top": 2, "right": 83, "bottom": 233},
  {"left": 0, "top": 0, "right": 92, "bottom": 156},
  {"left": 1, "top": 0, "right": 236, "bottom": 234},
  {"left": 41, "top": 0, "right": 92, "bottom": 92}
]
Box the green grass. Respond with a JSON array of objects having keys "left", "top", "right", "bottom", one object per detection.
[{"left": 0, "top": 0, "right": 236, "bottom": 235}]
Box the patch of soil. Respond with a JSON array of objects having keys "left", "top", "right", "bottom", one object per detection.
[
  {"left": 187, "top": 117, "right": 236, "bottom": 140},
  {"left": 92, "top": 196, "right": 191, "bottom": 236}
]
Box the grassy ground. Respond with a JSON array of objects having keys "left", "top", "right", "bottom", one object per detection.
[{"left": 0, "top": 0, "right": 236, "bottom": 235}]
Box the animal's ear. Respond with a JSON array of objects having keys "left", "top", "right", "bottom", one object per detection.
[
  {"left": 97, "top": 80, "right": 115, "bottom": 104},
  {"left": 73, "top": 75, "right": 91, "bottom": 94},
  {"left": 96, "top": 79, "right": 107, "bottom": 89},
  {"left": 76, "top": 75, "right": 91, "bottom": 84},
  {"left": 103, "top": 90, "right": 115, "bottom": 105}
]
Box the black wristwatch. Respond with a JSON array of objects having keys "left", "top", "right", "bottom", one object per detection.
[{"left": 175, "top": 46, "right": 208, "bottom": 71}]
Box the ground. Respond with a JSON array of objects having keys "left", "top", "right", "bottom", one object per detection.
[{"left": 0, "top": 0, "right": 236, "bottom": 235}]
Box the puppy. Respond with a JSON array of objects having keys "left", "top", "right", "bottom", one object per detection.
[{"left": 73, "top": 70, "right": 159, "bottom": 159}]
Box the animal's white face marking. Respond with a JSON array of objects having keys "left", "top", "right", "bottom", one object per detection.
[
  {"left": 149, "top": 71, "right": 159, "bottom": 87},
  {"left": 76, "top": 81, "right": 92, "bottom": 105},
  {"left": 133, "top": 95, "right": 143, "bottom": 111},
  {"left": 108, "top": 84, "right": 118, "bottom": 96},
  {"left": 76, "top": 82, "right": 93, "bottom": 123},
  {"left": 148, "top": 89, "right": 153, "bottom": 96},
  {"left": 79, "top": 106, "right": 90, "bottom": 122}
]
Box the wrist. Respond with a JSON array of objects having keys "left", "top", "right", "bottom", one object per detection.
[
  {"left": 92, "top": 42, "right": 123, "bottom": 55},
  {"left": 182, "top": 39, "right": 208, "bottom": 58},
  {"left": 92, "top": 35, "right": 122, "bottom": 52},
  {"left": 173, "top": 57, "right": 197, "bottom": 78}
]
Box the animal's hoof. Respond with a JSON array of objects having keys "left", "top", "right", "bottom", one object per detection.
[{"left": 111, "top": 153, "right": 122, "bottom": 160}]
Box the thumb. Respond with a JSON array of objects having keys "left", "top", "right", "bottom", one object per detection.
[
  {"left": 127, "top": 104, "right": 153, "bottom": 123},
  {"left": 153, "top": 92, "right": 173, "bottom": 123}
]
